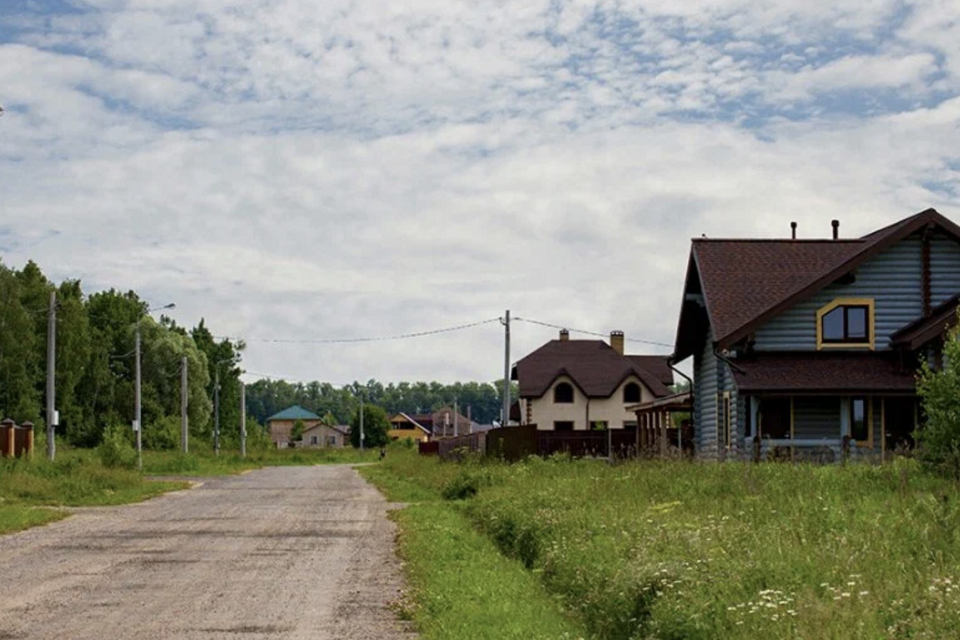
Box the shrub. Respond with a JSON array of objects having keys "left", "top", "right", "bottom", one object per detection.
[
  {"left": 917, "top": 315, "right": 960, "bottom": 479},
  {"left": 97, "top": 423, "right": 137, "bottom": 469},
  {"left": 143, "top": 415, "right": 181, "bottom": 451}
]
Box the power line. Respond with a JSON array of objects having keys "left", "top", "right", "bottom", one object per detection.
[
  {"left": 215, "top": 317, "right": 502, "bottom": 345},
  {"left": 513, "top": 317, "right": 674, "bottom": 349}
]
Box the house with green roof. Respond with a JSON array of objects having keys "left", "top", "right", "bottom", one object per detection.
[{"left": 266, "top": 405, "right": 321, "bottom": 448}]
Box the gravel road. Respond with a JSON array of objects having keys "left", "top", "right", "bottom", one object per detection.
[{"left": 0, "top": 465, "right": 415, "bottom": 640}]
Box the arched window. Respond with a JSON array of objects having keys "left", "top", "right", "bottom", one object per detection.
[
  {"left": 623, "top": 382, "right": 642, "bottom": 404},
  {"left": 554, "top": 382, "right": 574, "bottom": 404}
]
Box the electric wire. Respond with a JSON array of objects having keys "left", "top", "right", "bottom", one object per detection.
[
  {"left": 513, "top": 317, "right": 673, "bottom": 348},
  {"left": 215, "top": 317, "right": 503, "bottom": 345}
]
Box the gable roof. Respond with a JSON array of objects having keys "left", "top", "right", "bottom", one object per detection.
[
  {"left": 676, "top": 208, "right": 960, "bottom": 359},
  {"left": 390, "top": 412, "right": 431, "bottom": 433},
  {"left": 514, "top": 340, "right": 672, "bottom": 399},
  {"left": 891, "top": 293, "right": 960, "bottom": 351},
  {"left": 266, "top": 405, "right": 320, "bottom": 422}
]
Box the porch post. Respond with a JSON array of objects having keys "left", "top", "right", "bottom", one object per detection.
[{"left": 659, "top": 411, "right": 667, "bottom": 458}]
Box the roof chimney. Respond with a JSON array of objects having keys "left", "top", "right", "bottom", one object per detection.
[
  {"left": 559, "top": 329, "right": 570, "bottom": 342},
  {"left": 610, "top": 330, "right": 625, "bottom": 355},
  {"left": 791, "top": 221, "right": 797, "bottom": 239},
  {"left": 832, "top": 219, "right": 840, "bottom": 240}
]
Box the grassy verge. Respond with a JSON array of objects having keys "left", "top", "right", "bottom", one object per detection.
[
  {"left": 359, "top": 457, "right": 586, "bottom": 640},
  {"left": 368, "top": 449, "right": 960, "bottom": 640},
  {"left": 142, "top": 446, "right": 380, "bottom": 476},
  {"left": 0, "top": 450, "right": 188, "bottom": 535}
]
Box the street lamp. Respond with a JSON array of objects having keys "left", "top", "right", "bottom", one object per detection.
[{"left": 135, "top": 302, "right": 175, "bottom": 471}]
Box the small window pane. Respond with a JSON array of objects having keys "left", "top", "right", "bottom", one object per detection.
[
  {"left": 851, "top": 398, "right": 868, "bottom": 441},
  {"left": 554, "top": 421, "right": 574, "bottom": 431},
  {"left": 554, "top": 383, "right": 574, "bottom": 403},
  {"left": 848, "top": 307, "right": 867, "bottom": 339},
  {"left": 822, "top": 307, "right": 845, "bottom": 341},
  {"left": 624, "top": 383, "right": 641, "bottom": 404}
]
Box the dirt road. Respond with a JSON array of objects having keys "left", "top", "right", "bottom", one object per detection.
[{"left": 0, "top": 465, "right": 414, "bottom": 640}]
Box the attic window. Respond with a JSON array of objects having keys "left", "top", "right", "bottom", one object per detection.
[
  {"left": 623, "top": 382, "right": 641, "bottom": 404},
  {"left": 816, "top": 298, "right": 874, "bottom": 349},
  {"left": 554, "top": 382, "right": 574, "bottom": 404}
]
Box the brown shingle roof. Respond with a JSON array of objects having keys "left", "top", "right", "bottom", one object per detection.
[
  {"left": 514, "top": 340, "right": 671, "bottom": 399},
  {"left": 626, "top": 355, "right": 675, "bottom": 387},
  {"left": 677, "top": 208, "right": 960, "bottom": 358},
  {"left": 891, "top": 294, "right": 960, "bottom": 351},
  {"left": 731, "top": 353, "right": 917, "bottom": 394}
]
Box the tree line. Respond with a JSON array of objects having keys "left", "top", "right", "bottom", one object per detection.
[
  {"left": 0, "top": 260, "right": 246, "bottom": 449},
  {"left": 245, "top": 379, "right": 516, "bottom": 427}
]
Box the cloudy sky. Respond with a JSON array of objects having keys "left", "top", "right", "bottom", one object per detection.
[{"left": 2, "top": 0, "right": 960, "bottom": 385}]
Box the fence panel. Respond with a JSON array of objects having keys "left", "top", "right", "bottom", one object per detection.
[
  {"left": 485, "top": 424, "right": 538, "bottom": 461},
  {"left": 537, "top": 431, "right": 608, "bottom": 458},
  {"left": 437, "top": 433, "right": 486, "bottom": 461}
]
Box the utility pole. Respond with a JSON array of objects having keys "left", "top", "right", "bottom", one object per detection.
[
  {"left": 468, "top": 405, "right": 472, "bottom": 434},
  {"left": 501, "top": 309, "right": 511, "bottom": 428},
  {"left": 46, "top": 291, "right": 56, "bottom": 461},
  {"left": 240, "top": 381, "right": 246, "bottom": 458},
  {"left": 214, "top": 367, "right": 220, "bottom": 457},
  {"left": 454, "top": 399, "right": 459, "bottom": 437},
  {"left": 359, "top": 393, "right": 365, "bottom": 453},
  {"left": 181, "top": 355, "right": 188, "bottom": 454},
  {"left": 135, "top": 318, "right": 142, "bottom": 470}
]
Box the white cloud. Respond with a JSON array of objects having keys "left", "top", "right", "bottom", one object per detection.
[{"left": 1, "top": 0, "right": 960, "bottom": 383}]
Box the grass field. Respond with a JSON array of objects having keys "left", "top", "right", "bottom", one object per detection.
[
  {"left": 365, "top": 449, "right": 960, "bottom": 640},
  {"left": 0, "top": 450, "right": 188, "bottom": 535}
]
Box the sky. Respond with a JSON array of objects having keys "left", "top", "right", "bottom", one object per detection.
[{"left": 2, "top": 0, "right": 960, "bottom": 386}]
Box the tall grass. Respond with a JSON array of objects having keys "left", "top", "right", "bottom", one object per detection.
[
  {"left": 141, "top": 446, "right": 380, "bottom": 476},
  {"left": 370, "top": 450, "right": 960, "bottom": 640}
]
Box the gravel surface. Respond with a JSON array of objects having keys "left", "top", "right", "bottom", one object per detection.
[{"left": 0, "top": 465, "right": 416, "bottom": 640}]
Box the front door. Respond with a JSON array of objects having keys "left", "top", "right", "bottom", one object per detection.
[{"left": 885, "top": 397, "right": 917, "bottom": 451}]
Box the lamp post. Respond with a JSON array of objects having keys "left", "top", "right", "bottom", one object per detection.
[{"left": 135, "top": 302, "right": 176, "bottom": 471}]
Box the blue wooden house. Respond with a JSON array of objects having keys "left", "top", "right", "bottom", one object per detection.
[{"left": 674, "top": 209, "right": 960, "bottom": 461}]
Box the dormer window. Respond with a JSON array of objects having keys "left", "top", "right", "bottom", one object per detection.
[
  {"left": 623, "top": 382, "right": 641, "bottom": 404},
  {"left": 816, "top": 298, "right": 875, "bottom": 349},
  {"left": 554, "top": 382, "right": 574, "bottom": 404}
]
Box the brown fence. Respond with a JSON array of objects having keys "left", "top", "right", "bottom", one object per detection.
[
  {"left": 486, "top": 424, "right": 538, "bottom": 461},
  {"left": 418, "top": 441, "right": 440, "bottom": 456},
  {"left": 437, "top": 432, "right": 487, "bottom": 460}
]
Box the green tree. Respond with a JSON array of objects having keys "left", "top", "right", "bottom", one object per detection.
[
  {"left": 291, "top": 418, "right": 305, "bottom": 443},
  {"left": 349, "top": 404, "right": 390, "bottom": 448},
  {"left": 917, "top": 318, "right": 960, "bottom": 478}
]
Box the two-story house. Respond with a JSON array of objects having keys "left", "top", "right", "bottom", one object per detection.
[
  {"left": 512, "top": 330, "right": 674, "bottom": 430},
  {"left": 674, "top": 208, "right": 960, "bottom": 460}
]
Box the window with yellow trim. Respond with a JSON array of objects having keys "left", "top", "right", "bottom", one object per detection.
[
  {"left": 851, "top": 397, "right": 871, "bottom": 444},
  {"left": 816, "top": 298, "right": 875, "bottom": 349}
]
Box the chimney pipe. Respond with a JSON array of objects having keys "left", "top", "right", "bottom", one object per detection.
[
  {"left": 791, "top": 222, "right": 797, "bottom": 239},
  {"left": 832, "top": 219, "right": 840, "bottom": 240},
  {"left": 610, "top": 331, "right": 625, "bottom": 355},
  {"left": 559, "top": 329, "right": 570, "bottom": 342}
]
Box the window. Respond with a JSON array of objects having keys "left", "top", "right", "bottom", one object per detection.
[
  {"left": 817, "top": 298, "right": 874, "bottom": 348},
  {"left": 554, "top": 382, "right": 574, "bottom": 404},
  {"left": 327, "top": 436, "right": 337, "bottom": 446},
  {"left": 623, "top": 382, "right": 642, "bottom": 404},
  {"left": 310, "top": 435, "right": 319, "bottom": 445},
  {"left": 554, "top": 421, "right": 574, "bottom": 431},
  {"left": 719, "top": 392, "right": 732, "bottom": 449},
  {"left": 851, "top": 397, "right": 870, "bottom": 443}
]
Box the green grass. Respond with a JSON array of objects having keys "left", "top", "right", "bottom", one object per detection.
[
  {"left": 0, "top": 504, "right": 69, "bottom": 534},
  {"left": 366, "top": 449, "right": 960, "bottom": 640},
  {"left": 142, "top": 446, "right": 381, "bottom": 476},
  {"left": 0, "top": 450, "right": 188, "bottom": 534}
]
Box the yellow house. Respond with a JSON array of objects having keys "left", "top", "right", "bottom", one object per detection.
[{"left": 388, "top": 413, "right": 431, "bottom": 442}]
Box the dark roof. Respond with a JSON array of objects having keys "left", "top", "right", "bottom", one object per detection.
[
  {"left": 266, "top": 405, "right": 320, "bottom": 422},
  {"left": 514, "top": 340, "right": 672, "bottom": 399},
  {"left": 675, "top": 208, "right": 960, "bottom": 359},
  {"left": 892, "top": 294, "right": 960, "bottom": 351},
  {"left": 731, "top": 353, "right": 917, "bottom": 394},
  {"left": 627, "top": 356, "right": 675, "bottom": 387}
]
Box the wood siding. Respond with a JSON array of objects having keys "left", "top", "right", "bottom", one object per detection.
[
  {"left": 753, "top": 235, "right": 923, "bottom": 351},
  {"left": 694, "top": 331, "right": 719, "bottom": 457},
  {"left": 930, "top": 232, "right": 960, "bottom": 307}
]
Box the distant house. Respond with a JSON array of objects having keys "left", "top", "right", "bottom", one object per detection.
[
  {"left": 266, "top": 405, "right": 321, "bottom": 448},
  {"left": 512, "top": 330, "right": 674, "bottom": 431},
  {"left": 301, "top": 423, "right": 349, "bottom": 448},
  {"left": 388, "top": 406, "right": 476, "bottom": 441},
  {"left": 674, "top": 209, "right": 959, "bottom": 460}
]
